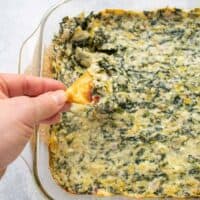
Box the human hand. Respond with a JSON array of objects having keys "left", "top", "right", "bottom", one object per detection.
[{"left": 0, "top": 74, "right": 70, "bottom": 171}]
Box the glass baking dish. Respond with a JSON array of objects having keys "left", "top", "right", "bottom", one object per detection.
[{"left": 18, "top": 0, "right": 200, "bottom": 199}]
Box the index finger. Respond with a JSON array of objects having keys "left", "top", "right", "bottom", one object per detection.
[{"left": 0, "top": 74, "right": 66, "bottom": 97}]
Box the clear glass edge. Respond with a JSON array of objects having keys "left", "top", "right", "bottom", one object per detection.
[
  {"left": 18, "top": 1, "right": 73, "bottom": 200},
  {"left": 18, "top": 0, "right": 70, "bottom": 75}
]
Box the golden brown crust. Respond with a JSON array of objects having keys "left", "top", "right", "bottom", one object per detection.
[
  {"left": 47, "top": 8, "right": 200, "bottom": 198},
  {"left": 42, "top": 46, "right": 54, "bottom": 79}
]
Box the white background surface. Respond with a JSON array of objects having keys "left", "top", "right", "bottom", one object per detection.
[
  {"left": 0, "top": 1, "right": 57, "bottom": 199},
  {"left": 0, "top": 0, "right": 57, "bottom": 73},
  {"left": 1, "top": 1, "right": 200, "bottom": 200}
]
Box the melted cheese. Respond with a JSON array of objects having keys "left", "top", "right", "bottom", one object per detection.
[{"left": 49, "top": 8, "right": 200, "bottom": 198}]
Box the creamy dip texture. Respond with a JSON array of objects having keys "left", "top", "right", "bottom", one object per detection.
[{"left": 48, "top": 8, "right": 200, "bottom": 197}]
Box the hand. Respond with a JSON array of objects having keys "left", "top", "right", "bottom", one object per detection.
[{"left": 0, "top": 74, "right": 70, "bottom": 171}]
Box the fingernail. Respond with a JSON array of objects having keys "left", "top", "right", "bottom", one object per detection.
[
  {"left": 60, "top": 103, "right": 71, "bottom": 112},
  {"left": 51, "top": 90, "right": 66, "bottom": 106}
]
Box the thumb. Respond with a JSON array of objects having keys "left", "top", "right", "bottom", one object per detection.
[
  {"left": 9, "top": 90, "right": 67, "bottom": 126},
  {"left": 0, "top": 90, "right": 66, "bottom": 169}
]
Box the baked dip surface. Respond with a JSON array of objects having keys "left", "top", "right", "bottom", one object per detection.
[{"left": 48, "top": 8, "right": 200, "bottom": 197}]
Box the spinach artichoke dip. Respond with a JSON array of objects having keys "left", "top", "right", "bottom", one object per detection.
[{"left": 48, "top": 8, "right": 200, "bottom": 198}]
